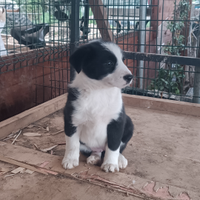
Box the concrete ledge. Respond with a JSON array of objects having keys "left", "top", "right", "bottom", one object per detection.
[{"left": 123, "top": 94, "right": 200, "bottom": 117}]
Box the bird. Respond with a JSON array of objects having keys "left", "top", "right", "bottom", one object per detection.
[
  {"left": 54, "top": 2, "right": 68, "bottom": 22},
  {"left": 80, "top": 16, "right": 91, "bottom": 35},
  {"left": 115, "top": 20, "right": 121, "bottom": 33}
]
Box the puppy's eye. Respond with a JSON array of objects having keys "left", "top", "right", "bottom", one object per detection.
[{"left": 104, "top": 61, "right": 114, "bottom": 67}]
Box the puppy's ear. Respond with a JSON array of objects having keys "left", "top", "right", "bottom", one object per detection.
[{"left": 69, "top": 45, "right": 91, "bottom": 73}]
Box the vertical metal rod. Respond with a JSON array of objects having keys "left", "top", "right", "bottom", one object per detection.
[
  {"left": 70, "top": 0, "right": 80, "bottom": 81},
  {"left": 139, "top": 0, "right": 146, "bottom": 89},
  {"left": 84, "top": 0, "right": 89, "bottom": 40}
]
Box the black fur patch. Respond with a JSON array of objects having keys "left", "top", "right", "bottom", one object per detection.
[
  {"left": 69, "top": 41, "right": 117, "bottom": 80},
  {"left": 107, "top": 106, "right": 125, "bottom": 151},
  {"left": 63, "top": 88, "right": 79, "bottom": 137},
  {"left": 107, "top": 106, "right": 134, "bottom": 152}
]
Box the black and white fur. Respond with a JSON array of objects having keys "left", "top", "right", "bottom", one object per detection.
[{"left": 62, "top": 40, "right": 134, "bottom": 172}]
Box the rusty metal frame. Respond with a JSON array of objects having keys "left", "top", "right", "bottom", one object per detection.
[{"left": 123, "top": 51, "right": 200, "bottom": 67}]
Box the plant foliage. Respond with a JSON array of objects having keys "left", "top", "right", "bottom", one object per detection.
[{"left": 150, "top": 0, "right": 190, "bottom": 95}]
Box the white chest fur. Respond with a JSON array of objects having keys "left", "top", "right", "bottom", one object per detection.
[{"left": 71, "top": 87, "right": 122, "bottom": 150}]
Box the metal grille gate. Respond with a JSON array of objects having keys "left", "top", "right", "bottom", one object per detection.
[{"left": 1, "top": 0, "right": 200, "bottom": 121}]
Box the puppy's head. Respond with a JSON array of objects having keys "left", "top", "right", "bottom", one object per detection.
[{"left": 69, "top": 40, "right": 133, "bottom": 88}]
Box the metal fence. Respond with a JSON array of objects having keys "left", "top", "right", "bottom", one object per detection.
[
  {"left": 79, "top": 0, "right": 200, "bottom": 103},
  {"left": 0, "top": 0, "right": 200, "bottom": 120}
]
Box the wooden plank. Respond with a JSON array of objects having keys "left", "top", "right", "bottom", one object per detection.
[
  {"left": 0, "top": 94, "right": 67, "bottom": 140},
  {"left": 88, "top": 0, "right": 115, "bottom": 42},
  {"left": 0, "top": 142, "right": 144, "bottom": 198},
  {"left": 0, "top": 141, "right": 198, "bottom": 199},
  {"left": 0, "top": 154, "right": 48, "bottom": 175},
  {"left": 150, "top": 0, "right": 158, "bottom": 40},
  {"left": 123, "top": 94, "right": 200, "bottom": 117}
]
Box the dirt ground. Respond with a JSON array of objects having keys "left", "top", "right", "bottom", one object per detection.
[{"left": 0, "top": 105, "right": 200, "bottom": 200}]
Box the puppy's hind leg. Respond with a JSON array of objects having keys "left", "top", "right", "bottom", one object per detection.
[
  {"left": 87, "top": 152, "right": 102, "bottom": 165},
  {"left": 118, "top": 153, "right": 128, "bottom": 169}
]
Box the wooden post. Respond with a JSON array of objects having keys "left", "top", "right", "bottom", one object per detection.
[
  {"left": 88, "top": 0, "right": 115, "bottom": 42},
  {"left": 150, "top": 0, "right": 159, "bottom": 41}
]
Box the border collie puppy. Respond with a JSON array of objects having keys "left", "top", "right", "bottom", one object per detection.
[{"left": 62, "top": 40, "right": 134, "bottom": 172}]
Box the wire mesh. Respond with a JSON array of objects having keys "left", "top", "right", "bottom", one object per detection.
[
  {"left": 0, "top": 0, "right": 71, "bottom": 121},
  {"left": 79, "top": 0, "right": 200, "bottom": 103},
  {"left": 0, "top": 0, "right": 200, "bottom": 121}
]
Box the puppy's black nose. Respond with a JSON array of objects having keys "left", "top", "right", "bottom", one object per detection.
[{"left": 123, "top": 74, "right": 133, "bottom": 83}]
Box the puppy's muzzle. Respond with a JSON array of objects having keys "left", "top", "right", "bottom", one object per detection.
[{"left": 123, "top": 74, "right": 133, "bottom": 84}]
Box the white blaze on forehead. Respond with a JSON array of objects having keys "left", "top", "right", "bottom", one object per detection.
[{"left": 101, "top": 43, "right": 123, "bottom": 61}]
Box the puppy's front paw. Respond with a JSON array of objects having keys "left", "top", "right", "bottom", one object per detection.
[
  {"left": 62, "top": 157, "right": 79, "bottom": 169},
  {"left": 101, "top": 162, "right": 119, "bottom": 173},
  {"left": 118, "top": 154, "right": 128, "bottom": 169},
  {"left": 87, "top": 154, "right": 101, "bottom": 165}
]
